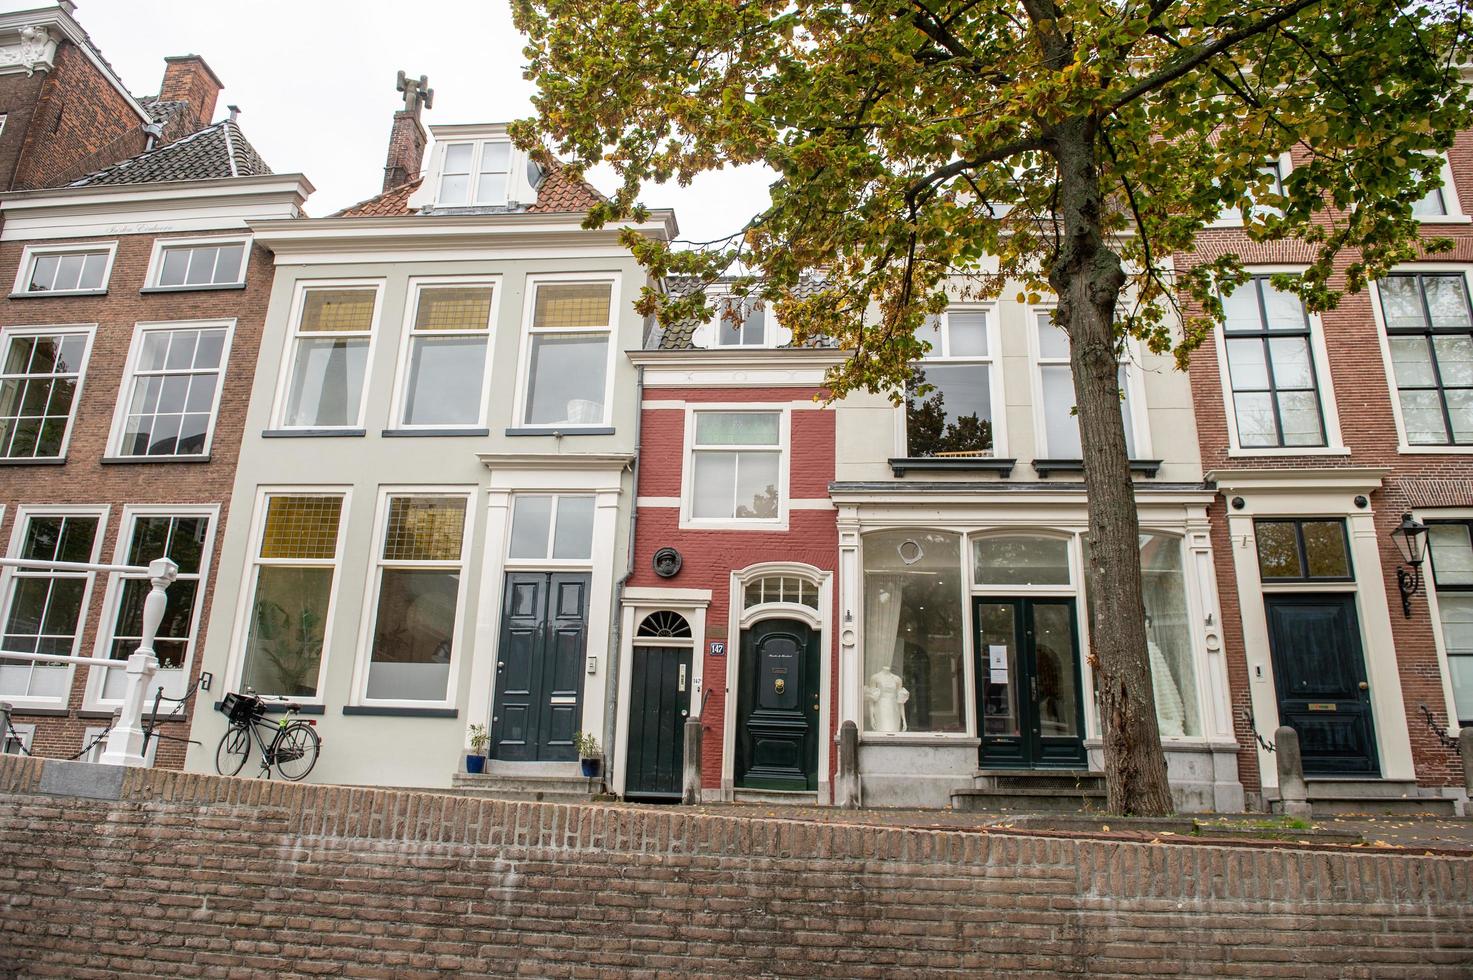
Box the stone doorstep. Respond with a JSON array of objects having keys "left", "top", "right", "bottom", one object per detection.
[{"left": 993, "top": 813, "right": 1364, "bottom": 843}]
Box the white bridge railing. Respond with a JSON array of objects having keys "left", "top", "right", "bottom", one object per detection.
[{"left": 0, "top": 554, "right": 178, "bottom": 767}]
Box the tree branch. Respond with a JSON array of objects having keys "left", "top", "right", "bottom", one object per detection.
[
  {"left": 908, "top": 0, "right": 974, "bottom": 60},
  {"left": 904, "top": 136, "right": 1047, "bottom": 206},
  {"left": 1110, "top": 0, "right": 1326, "bottom": 110}
]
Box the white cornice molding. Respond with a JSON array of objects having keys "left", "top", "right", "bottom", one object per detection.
[
  {"left": 0, "top": 174, "right": 314, "bottom": 241},
  {"left": 628, "top": 347, "right": 847, "bottom": 386},
  {"left": 827, "top": 486, "right": 1218, "bottom": 508},
  {"left": 477, "top": 452, "right": 635, "bottom": 472},
  {"left": 1206, "top": 467, "right": 1393, "bottom": 494}
]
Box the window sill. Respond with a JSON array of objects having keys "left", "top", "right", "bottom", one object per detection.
[
  {"left": 261, "top": 428, "right": 366, "bottom": 438},
  {"left": 1399, "top": 444, "right": 1473, "bottom": 455},
  {"left": 1227, "top": 447, "right": 1351, "bottom": 458},
  {"left": 504, "top": 426, "right": 615, "bottom": 437},
  {"left": 5, "top": 705, "right": 71, "bottom": 717},
  {"left": 0, "top": 456, "right": 66, "bottom": 466},
  {"left": 100, "top": 454, "right": 212, "bottom": 465},
  {"left": 7, "top": 289, "right": 108, "bottom": 299},
  {"left": 1414, "top": 214, "right": 1473, "bottom": 225},
  {"left": 859, "top": 733, "right": 980, "bottom": 747},
  {"left": 889, "top": 456, "right": 1015, "bottom": 477},
  {"left": 211, "top": 700, "right": 325, "bottom": 715},
  {"left": 1032, "top": 458, "right": 1163, "bottom": 478},
  {"left": 342, "top": 705, "right": 458, "bottom": 718},
  {"left": 382, "top": 428, "right": 490, "bottom": 438},
  {"left": 78, "top": 707, "right": 191, "bottom": 722},
  {"left": 139, "top": 283, "right": 247, "bottom": 294}
]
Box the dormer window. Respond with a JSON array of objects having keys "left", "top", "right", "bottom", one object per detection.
[
  {"left": 715, "top": 297, "right": 767, "bottom": 347},
  {"left": 437, "top": 140, "right": 512, "bottom": 207}
]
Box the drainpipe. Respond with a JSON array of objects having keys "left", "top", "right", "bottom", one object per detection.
[
  {"left": 604, "top": 361, "right": 643, "bottom": 789},
  {"left": 142, "top": 122, "right": 163, "bottom": 152}
]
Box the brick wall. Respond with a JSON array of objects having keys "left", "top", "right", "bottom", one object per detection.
[
  {"left": 0, "top": 755, "right": 1468, "bottom": 977},
  {"left": 1179, "top": 132, "right": 1473, "bottom": 791},
  {"left": 10, "top": 40, "right": 147, "bottom": 191},
  {"left": 0, "top": 233, "right": 274, "bottom": 767},
  {"left": 630, "top": 385, "right": 840, "bottom": 792}
]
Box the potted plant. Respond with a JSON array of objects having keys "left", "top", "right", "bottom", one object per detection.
[
  {"left": 573, "top": 731, "right": 602, "bottom": 778},
  {"left": 465, "top": 723, "right": 488, "bottom": 774}
]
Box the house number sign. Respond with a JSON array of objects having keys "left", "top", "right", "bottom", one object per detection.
[{"left": 709, "top": 640, "right": 726, "bottom": 657}]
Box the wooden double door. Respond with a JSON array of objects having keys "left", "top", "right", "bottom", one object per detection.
[
  {"left": 490, "top": 572, "right": 589, "bottom": 762},
  {"left": 975, "top": 597, "right": 1087, "bottom": 769}
]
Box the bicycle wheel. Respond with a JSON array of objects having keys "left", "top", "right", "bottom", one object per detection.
[
  {"left": 270, "top": 722, "right": 320, "bottom": 781},
  {"left": 215, "top": 724, "right": 251, "bottom": 776}
]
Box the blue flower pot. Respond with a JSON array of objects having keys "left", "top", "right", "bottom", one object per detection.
[
  {"left": 580, "top": 757, "right": 600, "bottom": 778},
  {"left": 466, "top": 753, "right": 485, "bottom": 774}
]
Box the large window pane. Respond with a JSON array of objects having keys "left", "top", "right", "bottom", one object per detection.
[
  {"left": 524, "top": 334, "right": 608, "bottom": 424},
  {"left": 1041, "top": 365, "right": 1081, "bottom": 458},
  {"left": 367, "top": 569, "right": 457, "bottom": 701},
  {"left": 862, "top": 530, "right": 964, "bottom": 733},
  {"left": 283, "top": 338, "right": 368, "bottom": 427},
  {"left": 0, "top": 332, "right": 87, "bottom": 459},
  {"left": 120, "top": 326, "right": 227, "bottom": 457},
  {"left": 533, "top": 283, "right": 612, "bottom": 328},
  {"left": 240, "top": 566, "right": 332, "bottom": 697},
  {"left": 404, "top": 336, "right": 487, "bottom": 425},
  {"left": 973, "top": 535, "right": 1071, "bottom": 586},
  {"left": 260, "top": 496, "right": 343, "bottom": 560},
  {"left": 1255, "top": 521, "right": 1301, "bottom": 579},
  {"left": 695, "top": 411, "right": 779, "bottom": 445},
  {"left": 1140, "top": 534, "right": 1200, "bottom": 737},
  {"left": 1431, "top": 524, "right": 1473, "bottom": 586},
  {"left": 1223, "top": 277, "right": 1324, "bottom": 448},
  {"left": 508, "top": 495, "right": 553, "bottom": 559},
  {"left": 907, "top": 364, "right": 992, "bottom": 456}
]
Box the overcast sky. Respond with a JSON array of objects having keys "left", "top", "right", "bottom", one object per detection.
[{"left": 51, "top": 0, "right": 772, "bottom": 239}]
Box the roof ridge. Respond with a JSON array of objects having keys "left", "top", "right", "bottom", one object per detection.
[{"left": 221, "top": 120, "right": 239, "bottom": 178}]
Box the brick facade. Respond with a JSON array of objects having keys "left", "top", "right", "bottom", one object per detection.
[
  {"left": 0, "top": 233, "right": 274, "bottom": 767},
  {"left": 1180, "top": 131, "right": 1473, "bottom": 793},
  {"left": 628, "top": 382, "right": 840, "bottom": 794},
  {"left": 0, "top": 754, "right": 1468, "bottom": 977},
  {"left": 9, "top": 38, "right": 148, "bottom": 191}
]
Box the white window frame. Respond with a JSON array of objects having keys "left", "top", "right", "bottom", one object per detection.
[
  {"left": 1212, "top": 153, "right": 1293, "bottom": 228},
  {"left": 700, "top": 288, "right": 781, "bottom": 349},
  {"left": 12, "top": 241, "right": 118, "bottom": 296},
  {"left": 349, "top": 486, "right": 476, "bottom": 709},
  {"left": 84, "top": 504, "right": 218, "bottom": 711},
  {"left": 1411, "top": 153, "right": 1468, "bottom": 223},
  {"left": 270, "top": 279, "right": 385, "bottom": 431},
  {"left": 1370, "top": 263, "right": 1473, "bottom": 454},
  {"left": 226, "top": 487, "right": 351, "bottom": 706},
  {"left": 1211, "top": 268, "right": 1347, "bottom": 457},
  {"left": 0, "top": 323, "right": 96, "bottom": 461},
  {"left": 389, "top": 276, "right": 501, "bottom": 430},
  {"left": 143, "top": 234, "right": 253, "bottom": 290},
  {"left": 105, "top": 319, "right": 234, "bottom": 460},
  {"left": 679, "top": 404, "right": 791, "bottom": 531},
  {"left": 435, "top": 138, "right": 515, "bottom": 207},
  {"left": 1026, "top": 304, "right": 1150, "bottom": 460},
  {"left": 513, "top": 273, "right": 621, "bottom": 429},
  {"left": 503, "top": 492, "right": 599, "bottom": 569},
  {"left": 897, "top": 304, "right": 1007, "bottom": 459},
  {"left": 0, "top": 504, "right": 108, "bottom": 710}
]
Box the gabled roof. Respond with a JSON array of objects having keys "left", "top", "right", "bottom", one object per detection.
[
  {"left": 67, "top": 119, "right": 272, "bottom": 187},
  {"left": 334, "top": 160, "right": 604, "bottom": 218}
]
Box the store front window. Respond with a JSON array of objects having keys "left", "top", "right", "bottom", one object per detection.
[{"left": 861, "top": 530, "right": 966, "bottom": 733}]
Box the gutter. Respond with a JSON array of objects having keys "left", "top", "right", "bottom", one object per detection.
[{"left": 604, "top": 361, "right": 643, "bottom": 790}]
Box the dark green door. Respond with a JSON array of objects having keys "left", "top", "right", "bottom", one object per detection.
[
  {"left": 1265, "top": 594, "right": 1379, "bottom": 776},
  {"left": 976, "top": 598, "right": 1086, "bottom": 769},
  {"left": 491, "top": 572, "right": 589, "bottom": 762},
  {"left": 736, "top": 619, "right": 820, "bottom": 791},
  {"left": 624, "top": 644, "right": 692, "bottom": 800}
]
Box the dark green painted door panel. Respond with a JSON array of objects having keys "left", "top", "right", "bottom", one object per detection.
[
  {"left": 491, "top": 572, "right": 588, "bottom": 762},
  {"left": 625, "top": 645, "right": 692, "bottom": 799},
  {"left": 736, "top": 619, "right": 819, "bottom": 791}
]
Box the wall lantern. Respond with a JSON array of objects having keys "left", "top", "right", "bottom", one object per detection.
[{"left": 1390, "top": 512, "right": 1428, "bottom": 618}]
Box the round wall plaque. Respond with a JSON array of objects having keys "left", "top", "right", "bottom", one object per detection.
[{"left": 652, "top": 547, "right": 683, "bottom": 578}]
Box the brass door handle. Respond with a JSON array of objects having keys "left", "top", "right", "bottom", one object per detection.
[{"left": 1358, "top": 681, "right": 1369, "bottom": 691}]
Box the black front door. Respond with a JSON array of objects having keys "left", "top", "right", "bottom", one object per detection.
[
  {"left": 736, "top": 619, "right": 820, "bottom": 791},
  {"left": 976, "top": 598, "right": 1087, "bottom": 768},
  {"left": 491, "top": 572, "right": 589, "bottom": 762},
  {"left": 1265, "top": 593, "right": 1379, "bottom": 776},
  {"left": 624, "top": 644, "right": 692, "bottom": 800}
]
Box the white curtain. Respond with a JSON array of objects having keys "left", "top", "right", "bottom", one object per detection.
[{"left": 864, "top": 574, "right": 907, "bottom": 673}]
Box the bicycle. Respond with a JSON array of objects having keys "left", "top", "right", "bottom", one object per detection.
[{"left": 214, "top": 690, "right": 321, "bottom": 781}]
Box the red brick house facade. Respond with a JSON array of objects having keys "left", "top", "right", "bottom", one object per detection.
[
  {"left": 0, "top": 54, "right": 310, "bottom": 767},
  {"left": 1180, "top": 133, "right": 1473, "bottom": 809},
  {"left": 620, "top": 319, "right": 844, "bottom": 801}
]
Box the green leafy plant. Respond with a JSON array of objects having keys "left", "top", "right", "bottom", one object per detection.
[
  {"left": 573, "top": 731, "right": 601, "bottom": 759},
  {"left": 466, "top": 723, "right": 489, "bottom": 756}
]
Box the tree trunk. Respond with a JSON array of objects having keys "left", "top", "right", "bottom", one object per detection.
[{"left": 1048, "top": 116, "right": 1174, "bottom": 816}]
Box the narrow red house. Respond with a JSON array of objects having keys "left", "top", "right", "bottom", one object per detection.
[{"left": 619, "top": 287, "right": 844, "bottom": 802}]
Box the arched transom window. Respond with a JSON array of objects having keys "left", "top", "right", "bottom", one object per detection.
[
  {"left": 636, "top": 610, "right": 692, "bottom": 640},
  {"left": 743, "top": 575, "right": 819, "bottom": 610}
]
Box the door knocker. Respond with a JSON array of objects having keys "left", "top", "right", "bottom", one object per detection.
[{"left": 774, "top": 678, "right": 786, "bottom": 695}]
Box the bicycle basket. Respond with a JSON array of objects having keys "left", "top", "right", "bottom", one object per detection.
[{"left": 220, "top": 692, "right": 264, "bottom": 725}]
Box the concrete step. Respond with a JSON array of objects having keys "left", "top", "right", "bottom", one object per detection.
[
  {"left": 953, "top": 781, "right": 1107, "bottom": 813},
  {"left": 450, "top": 771, "right": 603, "bottom": 803},
  {"left": 733, "top": 788, "right": 819, "bottom": 805},
  {"left": 974, "top": 769, "right": 1105, "bottom": 794},
  {"left": 1270, "top": 779, "right": 1460, "bottom": 817}
]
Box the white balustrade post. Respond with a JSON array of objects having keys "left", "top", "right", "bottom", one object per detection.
[{"left": 100, "top": 557, "right": 177, "bottom": 767}]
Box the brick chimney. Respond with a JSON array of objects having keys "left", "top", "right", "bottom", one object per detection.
[
  {"left": 384, "top": 71, "right": 432, "bottom": 192},
  {"left": 159, "top": 55, "right": 224, "bottom": 133}
]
